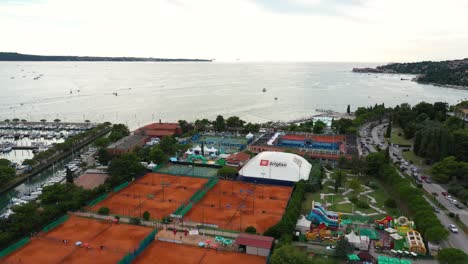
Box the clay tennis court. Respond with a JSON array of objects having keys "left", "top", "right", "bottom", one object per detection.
[
  {"left": 185, "top": 180, "right": 292, "bottom": 233},
  {"left": 133, "top": 241, "right": 266, "bottom": 264},
  {"left": 2, "top": 215, "right": 153, "bottom": 264},
  {"left": 91, "top": 173, "right": 208, "bottom": 219}
]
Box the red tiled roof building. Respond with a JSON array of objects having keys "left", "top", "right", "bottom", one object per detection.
[{"left": 135, "top": 120, "right": 182, "bottom": 138}]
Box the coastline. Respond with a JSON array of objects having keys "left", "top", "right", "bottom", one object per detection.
[{"left": 352, "top": 69, "right": 468, "bottom": 91}]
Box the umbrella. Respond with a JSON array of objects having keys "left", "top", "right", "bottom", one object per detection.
[
  {"left": 75, "top": 241, "right": 82, "bottom": 246},
  {"left": 212, "top": 244, "right": 218, "bottom": 250},
  {"left": 83, "top": 243, "right": 90, "bottom": 248},
  {"left": 205, "top": 239, "right": 211, "bottom": 244},
  {"left": 198, "top": 242, "right": 205, "bottom": 247}
]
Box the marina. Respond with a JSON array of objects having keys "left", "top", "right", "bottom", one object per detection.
[{"left": 0, "top": 146, "right": 98, "bottom": 219}]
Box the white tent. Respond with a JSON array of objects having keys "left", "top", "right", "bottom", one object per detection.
[
  {"left": 185, "top": 149, "right": 193, "bottom": 155},
  {"left": 295, "top": 215, "right": 311, "bottom": 233},
  {"left": 209, "top": 146, "right": 217, "bottom": 153},
  {"left": 193, "top": 145, "right": 201, "bottom": 151},
  {"left": 246, "top": 133, "right": 254, "bottom": 139},
  {"left": 346, "top": 231, "right": 361, "bottom": 245},
  {"left": 238, "top": 151, "right": 312, "bottom": 183},
  {"left": 203, "top": 146, "right": 211, "bottom": 154}
]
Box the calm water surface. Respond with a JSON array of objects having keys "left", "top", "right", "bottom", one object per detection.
[{"left": 1, "top": 62, "right": 467, "bottom": 130}]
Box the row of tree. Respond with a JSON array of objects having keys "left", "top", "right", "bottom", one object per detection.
[
  {"left": 364, "top": 152, "right": 449, "bottom": 242},
  {"left": 0, "top": 159, "right": 15, "bottom": 185},
  {"left": 180, "top": 115, "right": 261, "bottom": 135}
]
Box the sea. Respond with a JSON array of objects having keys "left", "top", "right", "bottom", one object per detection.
[{"left": 1, "top": 62, "right": 467, "bottom": 130}]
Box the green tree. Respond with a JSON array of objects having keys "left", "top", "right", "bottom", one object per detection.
[
  {"left": 98, "top": 207, "right": 110, "bottom": 215},
  {"left": 0, "top": 159, "right": 11, "bottom": 167},
  {"left": 142, "top": 211, "right": 151, "bottom": 221},
  {"left": 194, "top": 118, "right": 210, "bottom": 131},
  {"left": 348, "top": 179, "right": 361, "bottom": 192},
  {"left": 109, "top": 124, "right": 130, "bottom": 142},
  {"left": 347, "top": 104, "right": 350, "bottom": 114},
  {"left": 335, "top": 237, "right": 354, "bottom": 258},
  {"left": 424, "top": 226, "right": 449, "bottom": 242},
  {"left": 218, "top": 166, "right": 238, "bottom": 179},
  {"left": 65, "top": 167, "right": 74, "bottom": 184},
  {"left": 226, "top": 116, "right": 245, "bottom": 128},
  {"left": 149, "top": 147, "right": 167, "bottom": 164},
  {"left": 270, "top": 245, "right": 309, "bottom": 264},
  {"left": 452, "top": 129, "right": 468, "bottom": 162},
  {"left": 107, "top": 153, "right": 145, "bottom": 186},
  {"left": 365, "top": 152, "right": 386, "bottom": 176},
  {"left": 94, "top": 137, "right": 111, "bottom": 148},
  {"left": 245, "top": 226, "right": 257, "bottom": 234},
  {"left": 178, "top": 120, "right": 193, "bottom": 134},
  {"left": 313, "top": 120, "right": 326, "bottom": 134},
  {"left": 437, "top": 248, "right": 468, "bottom": 264},
  {"left": 98, "top": 148, "right": 111, "bottom": 165},
  {"left": 214, "top": 115, "right": 226, "bottom": 132},
  {"left": 159, "top": 136, "right": 176, "bottom": 155},
  {"left": 385, "top": 121, "right": 392, "bottom": 138}
]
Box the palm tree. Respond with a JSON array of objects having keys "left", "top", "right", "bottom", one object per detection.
[
  {"left": 53, "top": 119, "right": 61, "bottom": 124},
  {"left": 85, "top": 120, "right": 90, "bottom": 124},
  {"left": 12, "top": 118, "right": 20, "bottom": 123},
  {"left": 40, "top": 119, "right": 46, "bottom": 123},
  {"left": 21, "top": 119, "right": 27, "bottom": 124},
  {"left": 4, "top": 119, "right": 10, "bottom": 123}
]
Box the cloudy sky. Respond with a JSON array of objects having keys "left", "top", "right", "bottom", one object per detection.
[{"left": 1, "top": 0, "right": 467, "bottom": 62}]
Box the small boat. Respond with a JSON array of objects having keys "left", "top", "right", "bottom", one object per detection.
[
  {"left": 20, "top": 196, "right": 36, "bottom": 202},
  {"left": 2, "top": 147, "right": 12, "bottom": 153}
]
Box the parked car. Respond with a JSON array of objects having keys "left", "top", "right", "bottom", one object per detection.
[
  {"left": 451, "top": 199, "right": 459, "bottom": 205},
  {"left": 441, "top": 192, "right": 448, "bottom": 196},
  {"left": 326, "top": 245, "right": 336, "bottom": 250},
  {"left": 433, "top": 207, "right": 440, "bottom": 213},
  {"left": 448, "top": 224, "right": 459, "bottom": 233},
  {"left": 446, "top": 195, "right": 453, "bottom": 200},
  {"left": 455, "top": 203, "right": 463, "bottom": 209},
  {"left": 425, "top": 178, "right": 432, "bottom": 184},
  {"left": 420, "top": 176, "right": 427, "bottom": 180}
]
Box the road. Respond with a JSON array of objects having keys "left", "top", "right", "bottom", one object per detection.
[{"left": 359, "top": 122, "right": 468, "bottom": 253}]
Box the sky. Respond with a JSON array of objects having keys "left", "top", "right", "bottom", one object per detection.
[{"left": 1, "top": 0, "right": 467, "bottom": 62}]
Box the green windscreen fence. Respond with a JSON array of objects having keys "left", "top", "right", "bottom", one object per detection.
[
  {"left": 205, "top": 177, "right": 218, "bottom": 190},
  {"left": 0, "top": 237, "right": 30, "bottom": 258},
  {"left": 88, "top": 193, "right": 108, "bottom": 206},
  {"left": 118, "top": 229, "right": 158, "bottom": 264},
  {"left": 113, "top": 181, "right": 129, "bottom": 193},
  {"left": 42, "top": 215, "right": 69, "bottom": 232}
]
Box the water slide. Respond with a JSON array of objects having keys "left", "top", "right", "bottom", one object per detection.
[
  {"left": 306, "top": 202, "right": 339, "bottom": 227},
  {"left": 314, "top": 202, "right": 338, "bottom": 220}
]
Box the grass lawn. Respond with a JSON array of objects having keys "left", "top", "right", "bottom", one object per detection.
[
  {"left": 390, "top": 127, "right": 413, "bottom": 146},
  {"left": 330, "top": 203, "right": 353, "bottom": 213},
  {"left": 301, "top": 192, "right": 322, "bottom": 214},
  {"left": 402, "top": 150, "right": 426, "bottom": 167}
]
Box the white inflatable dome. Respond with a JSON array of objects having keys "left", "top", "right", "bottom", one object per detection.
[{"left": 239, "top": 151, "right": 312, "bottom": 183}]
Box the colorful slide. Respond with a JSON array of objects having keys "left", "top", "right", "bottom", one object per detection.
[{"left": 306, "top": 202, "right": 340, "bottom": 228}]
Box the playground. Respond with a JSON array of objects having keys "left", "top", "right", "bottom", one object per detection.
[
  {"left": 2, "top": 215, "right": 153, "bottom": 264},
  {"left": 185, "top": 180, "right": 292, "bottom": 233},
  {"left": 192, "top": 134, "right": 249, "bottom": 154},
  {"left": 156, "top": 164, "right": 219, "bottom": 178},
  {"left": 133, "top": 241, "right": 266, "bottom": 264},
  {"left": 91, "top": 173, "right": 208, "bottom": 219},
  {"left": 301, "top": 169, "right": 396, "bottom": 217}
]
